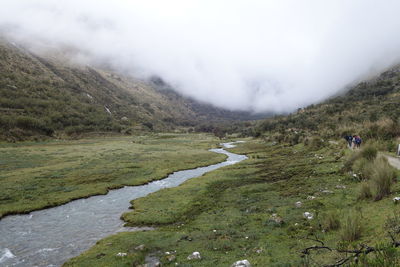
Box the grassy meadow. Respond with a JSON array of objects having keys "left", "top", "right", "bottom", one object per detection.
[
  {"left": 64, "top": 140, "right": 400, "bottom": 267},
  {"left": 0, "top": 133, "right": 226, "bottom": 219}
]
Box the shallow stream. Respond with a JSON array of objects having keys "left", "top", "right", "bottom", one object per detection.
[{"left": 0, "top": 142, "right": 247, "bottom": 267}]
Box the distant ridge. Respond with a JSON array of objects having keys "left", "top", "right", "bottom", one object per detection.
[{"left": 0, "top": 39, "right": 257, "bottom": 141}]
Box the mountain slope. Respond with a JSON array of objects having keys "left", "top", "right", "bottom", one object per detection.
[
  {"left": 0, "top": 40, "right": 254, "bottom": 141},
  {"left": 257, "top": 65, "right": 400, "bottom": 143}
]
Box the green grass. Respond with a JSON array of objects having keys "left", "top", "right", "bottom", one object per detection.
[
  {"left": 0, "top": 133, "right": 226, "bottom": 219},
  {"left": 64, "top": 140, "right": 400, "bottom": 266}
]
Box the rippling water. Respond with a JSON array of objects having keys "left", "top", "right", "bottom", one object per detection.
[{"left": 0, "top": 142, "right": 247, "bottom": 267}]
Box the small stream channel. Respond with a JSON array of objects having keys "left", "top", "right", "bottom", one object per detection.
[{"left": 0, "top": 142, "right": 247, "bottom": 267}]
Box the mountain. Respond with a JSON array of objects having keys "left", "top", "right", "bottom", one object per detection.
[
  {"left": 256, "top": 65, "right": 400, "bottom": 144},
  {"left": 0, "top": 39, "right": 255, "bottom": 141}
]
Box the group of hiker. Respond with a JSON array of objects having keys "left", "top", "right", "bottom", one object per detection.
[{"left": 344, "top": 135, "right": 362, "bottom": 149}]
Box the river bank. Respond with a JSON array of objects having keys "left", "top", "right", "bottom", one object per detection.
[
  {"left": 0, "top": 133, "right": 226, "bottom": 219},
  {"left": 66, "top": 140, "right": 400, "bottom": 266},
  {"left": 0, "top": 139, "right": 247, "bottom": 266}
]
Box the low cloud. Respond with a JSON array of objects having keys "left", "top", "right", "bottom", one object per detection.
[{"left": 2, "top": 0, "right": 400, "bottom": 113}]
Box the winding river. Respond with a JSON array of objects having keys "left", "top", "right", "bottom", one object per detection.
[{"left": 0, "top": 142, "right": 247, "bottom": 267}]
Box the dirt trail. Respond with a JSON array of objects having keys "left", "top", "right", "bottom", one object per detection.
[{"left": 382, "top": 154, "right": 400, "bottom": 170}]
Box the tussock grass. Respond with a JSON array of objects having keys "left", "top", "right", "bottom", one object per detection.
[
  {"left": 322, "top": 210, "right": 341, "bottom": 231},
  {"left": 360, "top": 144, "right": 378, "bottom": 161},
  {"left": 372, "top": 157, "right": 397, "bottom": 201},
  {"left": 341, "top": 210, "right": 363, "bottom": 242},
  {"left": 358, "top": 182, "right": 373, "bottom": 200}
]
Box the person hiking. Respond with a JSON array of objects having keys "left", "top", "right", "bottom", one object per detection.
[
  {"left": 344, "top": 135, "right": 353, "bottom": 148},
  {"left": 352, "top": 135, "right": 357, "bottom": 149},
  {"left": 355, "top": 135, "right": 362, "bottom": 148}
]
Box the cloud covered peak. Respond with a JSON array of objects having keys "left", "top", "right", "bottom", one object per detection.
[{"left": 2, "top": 0, "right": 400, "bottom": 113}]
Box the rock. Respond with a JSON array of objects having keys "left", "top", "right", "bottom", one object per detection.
[
  {"left": 295, "top": 201, "right": 302, "bottom": 208},
  {"left": 393, "top": 197, "right": 400, "bottom": 204},
  {"left": 270, "top": 213, "right": 284, "bottom": 225},
  {"left": 321, "top": 190, "right": 334, "bottom": 194},
  {"left": 116, "top": 252, "right": 127, "bottom": 257},
  {"left": 166, "top": 254, "right": 176, "bottom": 262},
  {"left": 187, "top": 251, "right": 201, "bottom": 260},
  {"left": 303, "top": 212, "right": 314, "bottom": 220},
  {"left": 335, "top": 185, "right": 346, "bottom": 189},
  {"left": 231, "top": 259, "right": 251, "bottom": 267},
  {"left": 121, "top": 116, "right": 129, "bottom": 122},
  {"left": 307, "top": 195, "right": 316, "bottom": 200},
  {"left": 135, "top": 244, "right": 146, "bottom": 251}
]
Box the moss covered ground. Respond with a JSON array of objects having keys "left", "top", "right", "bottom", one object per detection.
[
  {"left": 64, "top": 140, "right": 400, "bottom": 266},
  {"left": 0, "top": 133, "right": 225, "bottom": 219}
]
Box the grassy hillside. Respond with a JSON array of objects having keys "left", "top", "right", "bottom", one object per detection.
[
  {"left": 0, "top": 39, "right": 254, "bottom": 141},
  {"left": 256, "top": 66, "right": 400, "bottom": 147}
]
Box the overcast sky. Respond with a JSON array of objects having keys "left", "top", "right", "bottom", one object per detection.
[{"left": 1, "top": 0, "right": 400, "bottom": 113}]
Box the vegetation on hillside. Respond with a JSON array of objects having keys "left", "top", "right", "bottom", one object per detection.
[
  {"left": 0, "top": 40, "right": 255, "bottom": 141},
  {"left": 255, "top": 66, "right": 400, "bottom": 149}
]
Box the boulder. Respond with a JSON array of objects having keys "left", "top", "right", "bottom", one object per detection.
[
  {"left": 270, "top": 213, "right": 284, "bottom": 225},
  {"left": 187, "top": 251, "right": 201, "bottom": 260},
  {"left": 393, "top": 197, "right": 400, "bottom": 204},
  {"left": 295, "top": 201, "right": 302, "bottom": 208},
  {"left": 135, "top": 244, "right": 146, "bottom": 251},
  {"left": 231, "top": 259, "right": 251, "bottom": 267},
  {"left": 303, "top": 212, "right": 313, "bottom": 220},
  {"left": 116, "top": 252, "right": 127, "bottom": 257}
]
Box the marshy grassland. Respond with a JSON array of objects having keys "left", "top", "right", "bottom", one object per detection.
[
  {"left": 64, "top": 140, "right": 400, "bottom": 267},
  {"left": 0, "top": 133, "right": 226, "bottom": 219}
]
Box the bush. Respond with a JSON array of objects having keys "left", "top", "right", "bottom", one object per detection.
[
  {"left": 371, "top": 157, "right": 397, "bottom": 201},
  {"left": 322, "top": 210, "right": 341, "bottom": 231},
  {"left": 358, "top": 182, "right": 372, "bottom": 200},
  {"left": 343, "top": 152, "right": 361, "bottom": 172},
  {"left": 360, "top": 145, "right": 378, "bottom": 161},
  {"left": 341, "top": 210, "right": 363, "bottom": 242},
  {"left": 352, "top": 158, "right": 374, "bottom": 180},
  {"left": 308, "top": 136, "right": 324, "bottom": 150}
]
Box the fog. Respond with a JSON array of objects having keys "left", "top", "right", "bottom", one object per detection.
[{"left": 1, "top": 0, "right": 400, "bottom": 113}]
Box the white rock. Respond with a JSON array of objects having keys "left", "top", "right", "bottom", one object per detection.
[
  {"left": 393, "top": 197, "right": 400, "bottom": 203},
  {"left": 187, "top": 251, "right": 201, "bottom": 260},
  {"left": 116, "top": 252, "right": 127, "bottom": 257},
  {"left": 0, "top": 248, "right": 16, "bottom": 263},
  {"left": 335, "top": 185, "right": 346, "bottom": 189},
  {"left": 303, "top": 212, "right": 314, "bottom": 220},
  {"left": 321, "top": 190, "right": 333, "bottom": 194},
  {"left": 307, "top": 196, "right": 316, "bottom": 200},
  {"left": 295, "top": 201, "right": 302, "bottom": 208},
  {"left": 231, "top": 259, "right": 251, "bottom": 267}
]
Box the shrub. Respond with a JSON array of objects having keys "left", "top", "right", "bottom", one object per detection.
[
  {"left": 358, "top": 182, "right": 372, "bottom": 200},
  {"left": 343, "top": 152, "right": 361, "bottom": 172},
  {"left": 352, "top": 158, "right": 374, "bottom": 180},
  {"left": 341, "top": 210, "right": 363, "bottom": 242},
  {"left": 360, "top": 145, "right": 378, "bottom": 161},
  {"left": 308, "top": 136, "right": 324, "bottom": 150},
  {"left": 322, "top": 210, "right": 341, "bottom": 231},
  {"left": 371, "top": 157, "right": 397, "bottom": 201}
]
